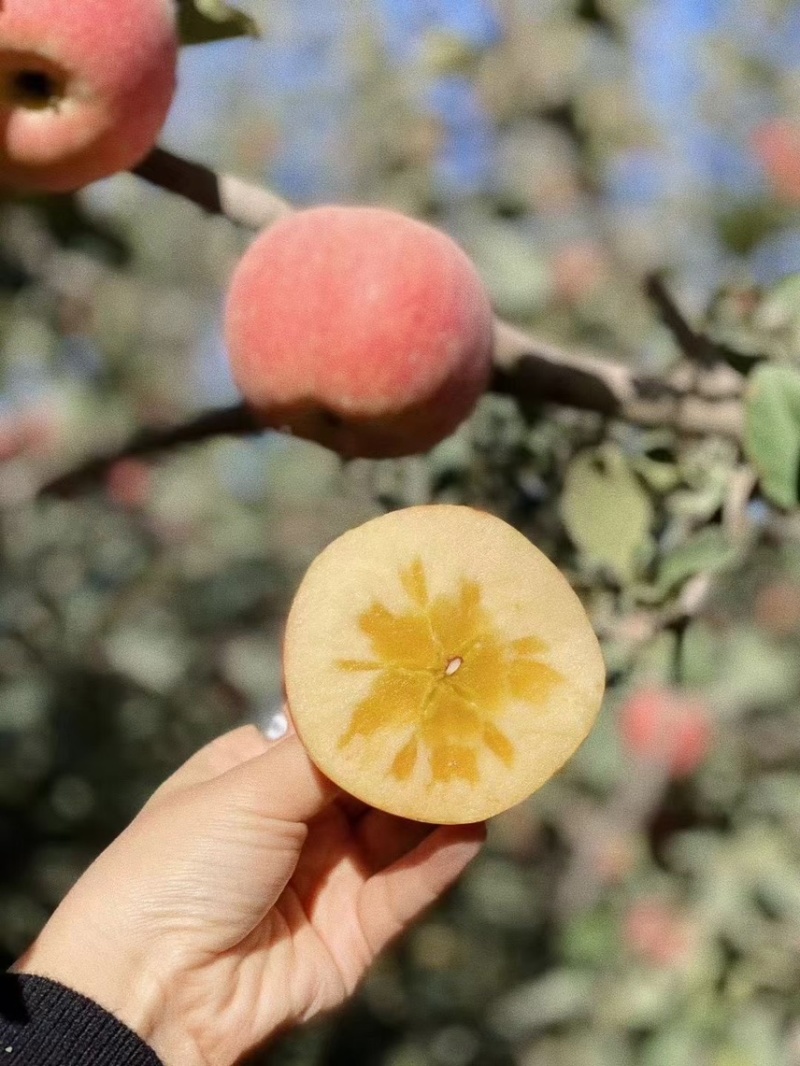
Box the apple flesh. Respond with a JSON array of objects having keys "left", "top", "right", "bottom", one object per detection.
[
  {"left": 224, "top": 206, "right": 495, "bottom": 459},
  {"left": 0, "top": 0, "right": 178, "bottom": 192},
  {"left": 283, "top": 505, "right": 605, "bottom": 824}
]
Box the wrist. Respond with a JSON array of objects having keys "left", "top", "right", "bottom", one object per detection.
[
  {"left": 12, "top": 937, "right": 207, "bottom": 1066},
  {"left": 0, "top": 972, "right": 165, "bottom": 1066},
  {"left": 141, "top": 1010, "right": 209, "bottom": 1066}
]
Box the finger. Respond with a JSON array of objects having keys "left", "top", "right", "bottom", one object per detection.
[
  {"left": 356, "top": 809, "right": 434, "bottom": 872},
  {"left": 357, "top": 822, "right": 486, "bottom": 956},
  {"left": 205, "top": 732, "right": 340, "bottom": 824},
  {"left": 145, "top": 724, "right": 274, "bottom": 808}
]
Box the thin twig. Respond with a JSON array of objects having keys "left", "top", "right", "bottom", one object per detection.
[
  {"left": 645, "top": 273, "right": 761, "bottom": 373},
  {"left": 41, "top": 403, "right": 260, "bottom": 498},
  {"left": 36, "top": 331, "right": 746, "bottom": 498},
  {"left": 645, "top": 274, "right": 719, "bottom": 366}
]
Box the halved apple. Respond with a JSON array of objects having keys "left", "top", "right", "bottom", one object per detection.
[{"left": 283, "top": 505, "right": 605, "bottom": 824}]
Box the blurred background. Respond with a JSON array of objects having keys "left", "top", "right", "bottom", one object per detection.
[{"left": 5, "top": 0, "right": 800, "bottom": 1062}]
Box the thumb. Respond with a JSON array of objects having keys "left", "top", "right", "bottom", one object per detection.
[{"left": 199, "top": 732, "right": 340, "bottom": 825}]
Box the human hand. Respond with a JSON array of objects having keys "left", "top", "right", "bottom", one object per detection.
[{"left": 13, "top": 722, "right": 485, "bottom": 1066}]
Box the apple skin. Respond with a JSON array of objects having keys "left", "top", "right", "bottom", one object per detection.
[
  {"left": 0, "top": 0, "right": 178, "bottom": 192},
  {"left": 224, "top": 206, "right": 495, "bottom": 459},
  {"left": 619, "top": 686, "right": 712, "bottom": 779}
]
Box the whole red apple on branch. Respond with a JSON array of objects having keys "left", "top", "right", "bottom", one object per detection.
[
  {"left": 224, "top": 205, "right": 495, "bottom": 459},
  {"left": 0, "top": 0, "right": 178, "bottom": 192}
]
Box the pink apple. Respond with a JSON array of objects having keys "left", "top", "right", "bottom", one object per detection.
[
  {"left": 0, "top": 0, "right": 178, "bottom": 192},
  {"left": 224, "top": 206, "right": 495, "bottom": 459}
]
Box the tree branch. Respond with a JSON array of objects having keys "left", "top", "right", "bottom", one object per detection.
[
  {"left": 492, "top": 321, "right": 744, "bottom": 439},
  {"left": 132, "top": 147, "right": 292, "bottom": 230},
  {"left": 32, "top": 149, "right": 746, "bottom": 498},
  {"left": 38, "top": 332, "right": 745, "bottom": 498},
  {"left": 132, "top": 148, "right": 746, "bottom": 440}
]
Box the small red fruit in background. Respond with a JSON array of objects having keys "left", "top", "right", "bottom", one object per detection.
[
  {"left": 552, "top": 240, "right": 609, "bottom": 304},
  {"left": 0, "top": 411, "right": 38, "bottom": 462},
  {"left": 623, "top": 898, "right": 695, "bottom": 968},
  {"left": 224, "top": 206, "right": 495, "bottom": 459},
  {"left": 752, "top": 119, "right": 800, "bottom": 204},
  {"left": 0, "top": 0, "right": 178, "bottom": 192},
  {"left": 619, "top": 686, "right": 713, "bottom": 778},
  {"left": 0, "top": 404, "right": 60, "bottom": 462},
  {"left": 106, "top": 458, "right": 152, "bottom": 511},
  {"left": 754, "top": 579, "right": 800, "bottom": 637}
]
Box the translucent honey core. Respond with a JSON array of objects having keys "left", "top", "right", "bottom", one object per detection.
[{"left": 336, "top": 558, "right": 565, "bottom": 786}]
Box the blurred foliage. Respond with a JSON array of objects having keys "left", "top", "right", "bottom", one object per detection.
[{"left": 6, "top": 1, "right": 800, "bottom": 1064}]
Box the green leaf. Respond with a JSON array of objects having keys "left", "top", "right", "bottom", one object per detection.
[
  {"left": 744, "top": 364, "right": 800, "bottom": 508},
  {"left": 657, "top": 527, "right": 740, "bottom": 594},
  {"left": 716, "top": 201, "right": 784, "bottom": 256},
  {"left": 707, "top": 627, "right": 800, "bottom": 716},
  {"left": 753, "top": 273, "right": 800, "bottom": 360},
  {"left": 561, "top": 909, "right": 618, "bottom": 967},
  {"left": 450, "top": 209, "right": 552, "bottom": 318},
  {"left": 488, "top": 969, "right": 594, "bottom": 1037},
  {"left": 421, "top": 31, "right": 480, "bottom": 74},
  {"left": 560, "top": 445, "right": 653, "bottom": 580},
  {"left": 603, "top": 969, "right": 680, "bottom": 1028},
  {"left": 178, "top": 0, "right": 260, "bottom": 46},
  {"left": 642, "top": 1027, "right": 706, "bottom": 1066},
  {"left": 632, "top": 453, "right": 681, "bottom": 494}
]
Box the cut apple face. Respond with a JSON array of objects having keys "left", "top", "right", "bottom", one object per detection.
[{"left": 283, "top": 505, "right": 606, "bottom": 824}]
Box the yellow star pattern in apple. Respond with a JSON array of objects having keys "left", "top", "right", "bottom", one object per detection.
[{"left": 336, "top": 557, "right": 565, "bottom": 786}]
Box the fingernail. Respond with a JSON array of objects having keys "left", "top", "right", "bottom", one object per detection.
[{"left": 257, "top": 705, "right": 290, "bottom": 740}]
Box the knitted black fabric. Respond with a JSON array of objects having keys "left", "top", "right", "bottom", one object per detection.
[{"left": 0, "top": 973, "right": 163, "bottom": 1065}]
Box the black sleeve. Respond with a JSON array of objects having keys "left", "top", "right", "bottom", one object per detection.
[{"left": 0, "top": 973, "right": 164, "bottom": 1065}]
